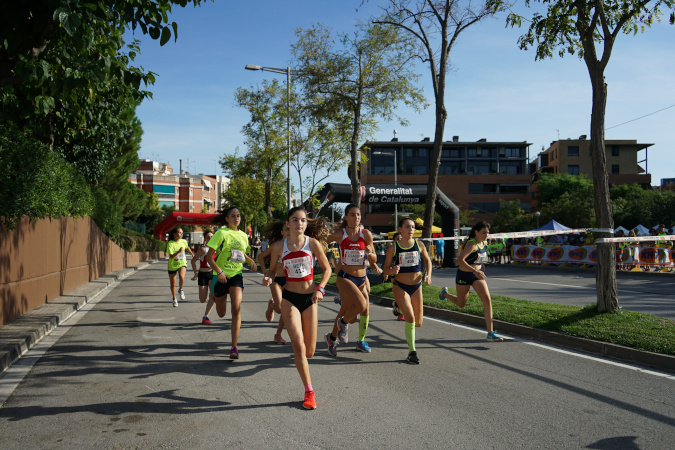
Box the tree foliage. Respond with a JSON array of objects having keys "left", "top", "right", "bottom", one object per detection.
[
  {"left": 234, "top": 80, "right": 290, "bottom": 217},
  {"left": 505, "top": 0, "right": 675, "bottom": 313},
  {"left": 292, "top": 22, "right": 427, "bottom": 206},
  {"left": 374, "top": 0, "right": 502, "bottom": 240}
]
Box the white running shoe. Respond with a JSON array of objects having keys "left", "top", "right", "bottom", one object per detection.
[
  {"left": 172, "top": 298, "right": 178, "bottom": 307},
  {"left": 179, "top": 290, "right": 185, "bottom": 300}
]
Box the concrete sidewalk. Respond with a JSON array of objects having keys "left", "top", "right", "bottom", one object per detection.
[
  {"left": 2, "top": 257, "right": 674, "bottom": 376},
  {"left": 0, "top": 259, "right": 164, "bottom": 374}
]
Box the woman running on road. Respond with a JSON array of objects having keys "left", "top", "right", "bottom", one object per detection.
[
  {"left": 258, "top": 223, "right": 290, "bottom": 345},
  {"left": 166, "top": 227, "right": 194, "bottom": 307},
  {"left": 205, "top": 208, "right": 258, "bottom": 359},
  {"left": 382, "top": 218, "right": 432, "bottom": 364},
  {"left": 325, "top": 204, "right": 381, "bottom": 356},
  {"left": 439, "top": 221, "right": 503, "bottom": 342},
  {"left": 191, "top": 229, "right": 216, "bottom": 324},
  {"left": 263, "top": 207, "right": 331, "bottom": 410}
]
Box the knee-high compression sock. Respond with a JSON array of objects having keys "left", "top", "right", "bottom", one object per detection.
[
  {"left": 358, "top": 315, "right": 369, "bottom": 341},
  {"left": 405, "top": 321, "right": 416, "bottom": 352}
]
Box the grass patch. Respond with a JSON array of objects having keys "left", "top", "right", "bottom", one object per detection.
[{"left": 318, "top": 275, "right": 675, "bottom": 356}]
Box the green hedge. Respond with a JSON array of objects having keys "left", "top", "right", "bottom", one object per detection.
[{"left": 0, "top": 124, "right": 94, "bottom": 229}]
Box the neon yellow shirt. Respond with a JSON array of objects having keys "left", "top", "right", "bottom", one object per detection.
[
  {"left": 166, "top": 239, "right": 189, "bottom": 271},
  {"left": 207, "top": 228, "right": 251, "bottom": 277}
]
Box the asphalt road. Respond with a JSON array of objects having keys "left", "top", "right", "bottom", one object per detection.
[
  {"left": 1, "top": 262, "right": 674, "bottom": 449},
  {"left": 432, "top": 264, "right": 675, "bottom": 319}
]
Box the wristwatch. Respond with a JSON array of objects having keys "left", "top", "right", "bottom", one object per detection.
[{"left": 316, "top": 286, "right": 326, "bottom": 295}]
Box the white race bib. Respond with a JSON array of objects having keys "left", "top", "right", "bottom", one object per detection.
[
  {"left": 284, "top": 256, "right": 312, "bottom": 278},
  {"left": 229, "top": 249, "right": 246, "bottom": 263},
  {"left": 343, "top": 249, "right": 365, "bottom": 266},
  {"left": 176, "top": 251, "right": 186, "bottom": 261},
  {"left": 399, "top": 251, "right": 419, "bottom": 267}
]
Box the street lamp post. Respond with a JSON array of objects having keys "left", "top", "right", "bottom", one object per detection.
[
  {"left": 535, "top": 211, "right": 541, "bottom": 228},
  {"left": 245, "top": 64, "right": 297, "bottom": 212},
  {"left": 373, "top": 149, "right": 398, "bottom": 227}
]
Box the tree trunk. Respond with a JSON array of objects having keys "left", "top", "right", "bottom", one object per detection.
[
  {"left": 588, "top": 66, "right": 619, "bottom": 313},
  {"left": 264, "top": 167, "right": 273, "bottom": 218},
  {"left": 350, "top": 104, "right": 362, "bottom": 207},
  {"left": 423, "top": 87, "right": 446, "bottom": 242}
]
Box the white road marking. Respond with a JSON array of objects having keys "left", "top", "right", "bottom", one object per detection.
[
  {"left": 423, "top": 314, "right": 675, "bottom": 381},
  {"left": 490, "top": 276, "right": 642, "bottom": 294}
]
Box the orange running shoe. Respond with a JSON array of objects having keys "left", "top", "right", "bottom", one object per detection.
[{"left": 303, "top": 391, "right": 316, "bottom": 410}]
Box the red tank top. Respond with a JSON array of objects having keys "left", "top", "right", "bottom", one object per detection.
[
  {"left": 282, "top": 237, "right": 314, "bottom": 282},
  {"left": 339, "top": 228, "right": 366, "bottom": 266},
  {"left": 198, "top": 245, "right": 210, "bottom": 269}
]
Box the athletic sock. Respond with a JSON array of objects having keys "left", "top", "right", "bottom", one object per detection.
[
  {"left": 358, "top": 315, "right": 369, "bottom": 341},
  {"left": 405, "top": 321, "right": 416, "bottom": 352},
  {"left": 304, "top": 383, "right": 313, "bottom": 393},
  {"left": 340, "top": 318, "right": 348, "bottom": 325}
]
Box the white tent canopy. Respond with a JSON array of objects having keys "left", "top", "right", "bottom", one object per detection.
[
  {"left": 632, "top": 224, "right": 650, "bottom": 236},
  {"left": 614, "top": 226, "right": 629, "bottom": 234}
]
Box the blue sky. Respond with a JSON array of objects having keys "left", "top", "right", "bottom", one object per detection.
[{"left": 129, "top": 1, "right": 675, "bottom": 189}]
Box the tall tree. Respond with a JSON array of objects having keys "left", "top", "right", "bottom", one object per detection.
[
  {"left": 234, "top": 80, "right": 289, "bottom": 218},
  {"left": 374, "top": 0, "right": 502, "bottom": 238},
  {"left": 505, "top": 0, "right": 674, "bottom": 313},
  {"left": 290, "top": 108, "right": 352, "bottom": 205},
  {"left": 292, "top": 22, "right": 427, "bottom": 206}
]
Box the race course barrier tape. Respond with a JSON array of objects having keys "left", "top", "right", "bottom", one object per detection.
[
  {"left": 375, "top": 228, "right": 614, "bottom": 243},
  {"left": 595, "top": 235, "right": 675, "bottom": 244}
]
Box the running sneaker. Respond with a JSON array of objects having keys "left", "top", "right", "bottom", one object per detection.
[
  {"left": 303, "top": 391, "right": 316, "bottom": 410},
  {"left": 179, "top": 289, "right": 185, "bottom": 300},
  {"left": 336, "top": 318, "right": 349, "bottom": 344},
  {"left": 265, "top": 299, "right": 275, "bottom": 322},
  {"left": 439, "top": 287, "right": 449, "bottom": 301},
  {"left": 406, "top": 351, "right": 420, "bottom": 364},
  {"left": 172, "top": 298, "right": 178, "bottom": 307},
  {"left": 392, "top": 303, "right": 400, "bottom": 316},
  {"left": 202, "top": 315, "right": 212, "bottom": 325},
  {"left": 229, "top": 347, "right": 239, "bottom": 359},
  {"left": 397, "top": 314, "right": 405, "bottom": 321},
  {"left": 334, "top": 296, "right": 341, "bottom": 305},
  {"left": 356, "top": 340, "right": 371, "bottom": 353},
  {"left": 274, "top": 333, "right": 286, "bottom": 345},
  {"left": 325, "top": 332, "right": 338, "bottom": 357},
  {"left": 486, "top": 331, "right": 504, "bottom": 342}
]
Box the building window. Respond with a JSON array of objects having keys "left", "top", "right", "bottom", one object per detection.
[
  {"left": 568, "top": 165, "right": 580, "bottom": 175},
  {"left": 500, "top": 147, "right": 523, "bottom": 158},
  {"left": 439, "top": 161, "right": 464, "bottom": 174},
  {"left": 500, "top": 184, "right": 529, "bottom": 195},
  {"left": 467, "top": 147, "right": 477, "bottom": 157},
  {"left": 403, "top": 147, "right": 429, "bottom": 175},
  {"left": 611, "top": 146, "right": 619, "bottom": 156},
  {"left": 469, "top": 183, "right": 498, "bottom": 194},
  {"left": 153, "top": 185, "right": 176, "bottom": 195},
  {"left": 499, "top": 161, "right": 524, "bottom": 175},
  {"left": 612, "top": 164, "right": 620, "bottom": 174},
  {"left": 568, "top": 146, "right": 579, "bottom": 157},
  {"left": 441, "top": 148, "right": 462, "bottom": 159}
]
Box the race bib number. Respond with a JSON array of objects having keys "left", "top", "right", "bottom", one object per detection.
[
  {"left": 284, "top": 256, "right": 312, "bottom": 278},
  {"left": 176, "top": 250, "right": 186, "bottom": 261},
  {"left": 229, "top": 249, "right": 246, "bottom": 263},
  {"left": 343, "top": 249, "right": 365, "bottom": 266},
  {"left": 399, "top": 251, "right": 419, "bottom": 267}
]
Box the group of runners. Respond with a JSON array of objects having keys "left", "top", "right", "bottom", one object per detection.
[{"left": 165, "top": 205, "right": 503, "bottom": 410}]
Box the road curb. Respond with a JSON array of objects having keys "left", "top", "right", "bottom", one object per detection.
[
  {"left": 325, "top": 285, "right": 675, "bottom": 374},
  {"left": 0, "top": 259, "right": 161, "bottom": 375}
]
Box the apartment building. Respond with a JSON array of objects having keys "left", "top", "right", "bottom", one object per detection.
[
  {"left": 359, "top": 136, "right": 533, "bottom": 229},
  {"left": 129, "top": 159, "right": 229, "bottom": 214},
  {"left": 532, "top": 136, "right": 651, "bottom": 183},
  {"left": 530, "top": 137, "right": 652, "bottom": 204}
]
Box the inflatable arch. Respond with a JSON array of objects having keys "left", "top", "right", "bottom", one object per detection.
[
  {"left": 153, "top": 212, "right": 219, "bottom": 240},
  {"left": 306, "top": 183, "right": 461, "bottom": 267}
]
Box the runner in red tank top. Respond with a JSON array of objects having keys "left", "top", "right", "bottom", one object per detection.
[
  {"left": 262, "top": 207, "right": 331, "bottom": 410},
  {"left": 325, "top": 204, "right": 382, "bottom": 356}
]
